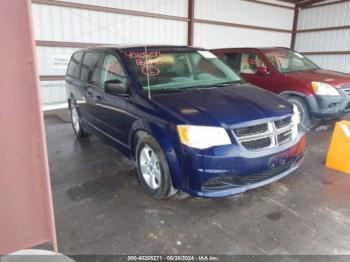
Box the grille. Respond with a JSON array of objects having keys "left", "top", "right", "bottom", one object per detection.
[
  {"left": 241, "top": 137, "right": 271, "bottom": 150},
  {"left": 274, "top": 117, "right": 292, "bottom": 129},
  {"left": 233, "top": 116, "right": 294, "bottom": 151},
  {"left": 203, "top": 176, "right": 241, "bottom": 189},
  {"left": 342, "top": 84, "right": 350, "bottom": 96},
  {"left": 203, "top": 158, "right": 296, "bottom": 190},
  {"left": 239, "top": 158, "right": 294, "bottom": 184},
  {"left": 277, "top": 130, "right": 292, "bottom": 144},
  {"left": 233, "top": 123, "right": 268, "bottom": 137}
]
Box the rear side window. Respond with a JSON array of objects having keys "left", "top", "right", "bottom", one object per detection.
[
  {"left": 67, "top": 51, "right": 83, "bottom": 78},
  {"left": 80, "top": 52, "right": 101, "bottom": 85}
]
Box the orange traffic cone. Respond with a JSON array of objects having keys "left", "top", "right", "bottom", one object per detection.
[{"left": 326, "top": 120, "right": 350, "bottom": 175}]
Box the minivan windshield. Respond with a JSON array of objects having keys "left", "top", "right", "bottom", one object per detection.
[
  {"left": 125, "top": 50, "right": 242, "bottom": 92},
  {"left": 264, "top": 49, "right": 319, "bottom": 73}
]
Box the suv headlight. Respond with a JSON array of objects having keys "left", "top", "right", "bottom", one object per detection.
[
  {"left": 312, "top": 82, "right": 339, "bottom": 96},
  {"left": 292, "top": 104, "right": 301, "bottom": 126},
  {"left": 291, "top": 104, "right": 301, "bottom": 139},
  {"left": 177, "top": 125, "right": 231, "bottom": 149}
]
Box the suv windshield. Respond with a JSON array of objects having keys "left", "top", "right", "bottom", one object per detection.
[
  {"left": 125, "top": 50, "right": 241, "bottom": 92},
  {"left": 264, "top": 49, "right": 318, "bottom": 73}
]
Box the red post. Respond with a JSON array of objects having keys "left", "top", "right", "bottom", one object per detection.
[
  {"left": 0, "top": 0, "right": 57, "bottom": 255},
  {"left": 188, "top": 0, "right": 195, "bottom": 46},
  {"left": 291, "top": 5, "right": 299, "bottom": 49}
]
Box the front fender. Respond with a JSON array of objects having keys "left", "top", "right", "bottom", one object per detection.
[
  {"left": 129, "top": 120, "right": 183, "bottom": 189},
  {"left": 279, "top": 91, "right": 308, "bottom": 99}
]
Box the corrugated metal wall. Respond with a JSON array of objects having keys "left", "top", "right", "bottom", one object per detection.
[
  {"left": 32, "top": 0, "right": 294, "bottom": 106},
  {"left": 195, "top": 0, "right": 293, "bottom": 30},
  {"left": 32, "top": 3, "right": 188, "bottom": 44},
  {"left": 295, "top": 1, "right": 350, "bottom": 73},
  {"left": 194, "top": 24, "right": 292, "bottom": 49},
  {"left": 193, "top": 0, "right": 293, "bottom": 48},
  {"left": 58, "top": 0, "right": 188, "bottom": 16},
  {"left": 33, "top": 0, "right": 189, "bottom": 106},
  {"left": 193, "top": 0, "right": 294, "bottom": 49}
]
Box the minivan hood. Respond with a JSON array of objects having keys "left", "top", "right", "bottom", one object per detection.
[
  {"left": 152, "top": 84, "right": 292, "bottom": 127},
  {"left": 286, "top": 69, "right": 350, "bottom": 87}
]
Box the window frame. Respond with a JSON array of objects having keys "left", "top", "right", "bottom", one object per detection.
[
  {"left": 125, "top": 50, "right": 241, "bottom": 92},
  {"left": 221, "top": 52, "right": 242, "bottom": 74},
  {"left": 239, "top": 52, "right": 267, "bottom": 75},
  {"left": 79, "top": 51, "right": 103, "bottom": 86},
  {"left": 99, "top": 51, "right": 130, "bottom": 90},
  {"left": 66, "top": 51, "right": 84, "bottom": 79},
  {"left": 263, "top": 49, "right": 319, "bottom": 73}
]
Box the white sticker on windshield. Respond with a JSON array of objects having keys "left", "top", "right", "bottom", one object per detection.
[{"left": 198, "top": 51, "right": 217, "bottom": 59}]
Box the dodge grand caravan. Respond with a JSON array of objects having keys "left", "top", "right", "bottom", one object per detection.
[
  {"left": 65, "top": 45, "right": 305, "bottom": 199},
  {"left": 212, "top": 47, "right": 350, "bottom": 127}
]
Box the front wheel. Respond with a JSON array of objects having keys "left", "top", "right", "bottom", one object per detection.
[
  {"left": 287, "top": 97, "right": 311, "bottom": 128},
  {"left": 135, "top": 132, "right": 176, "bottom": 199},
  {"left": 69, "top": 101, "right": 88, "bottom": 137}
]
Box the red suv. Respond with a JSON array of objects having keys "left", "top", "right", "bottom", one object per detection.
[{"left": 212, "top": 47, "right": 350, "bottom": 127}]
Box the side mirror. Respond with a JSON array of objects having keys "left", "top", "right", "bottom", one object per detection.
[
  {"left": 257, "top": 66, "right": 270, "bottom": 76},
  {"left": 104, "top": 79, "right": 129, "bottom": 96}
]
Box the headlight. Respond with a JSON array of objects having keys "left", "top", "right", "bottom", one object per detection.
[
  {"left": 291, "top": 104, "right": 301, "bottom": 126},
  {"left": 177, "top": 125, "right": 231, "bottom": 149},
  {"left": 311, "top": 82, "right": 339, "bottom": 96},
  {"left": 291, "top": 104, "right": 300, "bottom": 138}
]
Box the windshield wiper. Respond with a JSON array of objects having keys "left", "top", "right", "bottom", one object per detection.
[
  {"left": 212, "top": 80, "right": 245, "bottom": 87},
  {"left": 180, "top": 81, "right": 243, "bottom": 91},
  {"left": 183, "top": 85, "right": 219, "bottom": 91},
  {"left": 149, "top": 80, "right": 245, "bottom": 93},
  {"left": 151, "top": 88, "right": 186, "bottom": 93}
]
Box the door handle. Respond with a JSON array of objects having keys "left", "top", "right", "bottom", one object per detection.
[
  {"left": 95, "top": 95, "right": 105, "bottom": 102},
  {"left": 87, "top": 91, "right": 94, "bottom": 98}
]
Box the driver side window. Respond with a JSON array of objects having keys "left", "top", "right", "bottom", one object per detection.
[
  {"left": 100, "top": 54, "right": 127, "bottom": 86},
  {"left": 240, "top": 53, "right": 265, "bottom": 74}
]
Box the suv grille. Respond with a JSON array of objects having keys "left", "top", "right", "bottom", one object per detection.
[
  {"left": 233, "top": 123, "right": 268, "bottom": 137},
  {"left": 342, "top": 84, "right": 350, "bottom": 96},
  {"left": 203, "top": 158, "right": 297, "bottom": 190},
  {"left": 233, "top": 117, "right": 293, "bottom": 151},
  {"left": 277, "top": 130, "right": 293, "bottom": 144},
  {"left": 274, "top": 116, "right": 292, "bottom": 129},
  {"left": 239, "top": 158, "right": 294, "bottom": 184},
  {"left": 241, "top": 137, "right": 272, "bottom": 150}
]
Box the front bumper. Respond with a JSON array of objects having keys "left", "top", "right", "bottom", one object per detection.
[
  {"left": 305, "top": 91, "right": 350, "bottom": 119},
  {"left": 180, "top": 131, "right": 306, "bottom": 198}
]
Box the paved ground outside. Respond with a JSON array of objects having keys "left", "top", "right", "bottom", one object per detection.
[{"left": 44, "top": 109, "right": 350, "bottom": 255}]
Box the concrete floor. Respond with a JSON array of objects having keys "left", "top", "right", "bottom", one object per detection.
[{"left": 44, "top": 109, "right": 350, "bottom": 255}]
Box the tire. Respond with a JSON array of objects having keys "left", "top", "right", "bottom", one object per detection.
[
  {"left": 287, "top": 96, "right": 311, "bottom": 128},
  {"left": 135, "top": 132, "right": 176, "bottom": 199},
  {"left": 69, "top": 100, "right": 88, "bottom": 137}
]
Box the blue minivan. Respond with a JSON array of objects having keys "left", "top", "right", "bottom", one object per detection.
[{"left": 65, "top": 45, "right": 306, "bottom": 199}]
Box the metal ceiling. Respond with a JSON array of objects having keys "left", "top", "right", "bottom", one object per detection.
[{"left": 277, "top": 0, "right": 327, "bottom": 8}]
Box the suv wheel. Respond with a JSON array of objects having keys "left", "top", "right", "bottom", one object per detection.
[
  {"left": 135, "top": 132, "right": 176, "bottom": 199},
  {"left": 288, "top": 97, "right": 311, "bottom": 128},
  {"left": 69, "top": 101, "right": 87, "bottom": 137}
]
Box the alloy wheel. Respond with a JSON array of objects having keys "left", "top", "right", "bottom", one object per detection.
[
  {"left": 139, "top": 145, "right": 161, "bottom": 190},
  {"left": 71, "top": 106, "right": 80, "bottom": 134}
]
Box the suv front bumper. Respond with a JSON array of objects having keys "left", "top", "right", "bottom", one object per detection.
[
  {"left": 305, "top": 91, "right": 350, "bottom": 119},
  {"left": 180, "top": 131, "right": 306, "bottom": 198}
]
